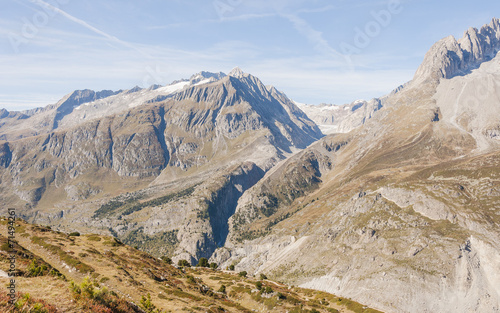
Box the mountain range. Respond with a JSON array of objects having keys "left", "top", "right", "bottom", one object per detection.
[{"left": 1, "top": 17, "right": 500, "bottom": 313}]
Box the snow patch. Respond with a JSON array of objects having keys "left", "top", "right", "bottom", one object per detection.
[
  {"left": 194, "top": 79, "right": 212, "bottom": 86},
  {"left": 292, "top": 100, "right": 308, "bottom": 107},
  {"left": 319, "top": 105, "right": 340, "bottom": 111},
  {"left": 157, "top": 81, "right": 190, "bottom": 94}
]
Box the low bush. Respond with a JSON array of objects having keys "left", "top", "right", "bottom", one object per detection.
[
  {"left": 255, "top": 281, "right": 262, "bottom": 290},
  {"left": 177, "top": 259, "right": 191, "bottom": 267},
  {"left": 70, "top": 277, "right": 142, "bottom": 312},
  {"left": 197, "top": 257, "right": 209, "bottom": 267},
  {"left": 161, "top": 256, "right": 172, "bottom": 264},
  {"left": 218, "top": 285, "right": 226, "bottom": 294},
  {"left": 0, "top": 292, "right": 58, "bottom": 313}
]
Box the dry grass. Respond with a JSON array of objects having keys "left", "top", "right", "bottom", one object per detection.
[{"left": 0, "top": 219, "right": 382, "bottom": 313}]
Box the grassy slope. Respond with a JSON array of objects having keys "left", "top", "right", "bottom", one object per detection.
[{"left": 0, "top": 219, "right": 382, "bottom": 313}]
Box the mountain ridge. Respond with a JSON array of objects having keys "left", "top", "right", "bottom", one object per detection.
[
  {"left": 0, "top": 67, "right": 323, "bottom": 268},
  {"left": 1, "top": 17, "right": 500, "bottom": 313},
  {"left": 414, "top": 17, "right": 500, "bottom": 83}
]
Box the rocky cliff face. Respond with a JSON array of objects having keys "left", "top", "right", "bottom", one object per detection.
[
  {"left": 0, "top": 68, "right": 322, "bottom": 264},
  {"left": 209, "top": 19, "right": 500, "bottom": 313},
  {"left": 214, "top": 149, "right": 500, "bottom": 313},
  {"left": 414, "top": 18, "right": 500, "bottom": 83}
]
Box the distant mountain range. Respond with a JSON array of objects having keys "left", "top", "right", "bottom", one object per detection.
[{"left": 1, "top": 17, "right": 500, "bottom": 313}]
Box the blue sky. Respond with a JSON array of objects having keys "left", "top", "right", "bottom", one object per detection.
[{"left": 0, "top": 0, "right": 498, "bottom": 110}]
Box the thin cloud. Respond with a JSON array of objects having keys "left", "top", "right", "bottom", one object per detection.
[
  {"left": 11, "top": 0, "right": 39, "bottom": 12},
  {"left": 30, "top": 1, "right": 126, "bottom": 44},
  {"left": 210, "top": 12, "right": 276, "bottom": 23},
  {"left": 30, "top": 0, "right": 154, "bottom": 59},
  {"left": 296, "top": 5, "right": 336, "bottom": 14},
  {"left": 144, "top": 23, "right": 189, "bottom": 30},
  {"left": 200, "top": 4, "right": 335, "bottom": 24},
  {"left": 282, "top": 14, "right": 345, "bottom": 60}
]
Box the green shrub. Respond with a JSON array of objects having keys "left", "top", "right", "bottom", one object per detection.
[
  {"left": 140, "top": 293, "right": 166, "bottom": 312},
  {"left": 69, "top": 276, "right": 141, "bottom": 312},
  {"left": 255, "top": 281, "right": 262, "bottom": 290},
  {"left": 140, "top": 293, "right": 156, "bottom": 313},
  {"left": 86, "top": 235, "right": 101, "bottom": 241},
  {"left": 70, "top": 277, "right": 107, "bottom": 300},
  {"left": 11, "top": 293, "right": 57, "bottom": 313},
  {"left": 238, "top": 271, "right": 247, "bottom": 278},
  {"left": 177, "top": 259, "right": 191, "bottom": 267},
  {"left": 218, "top": 284, "right": 226, "bottom": 294},
  {"left": 228, "top": 264, "right": 235, "bottom": 271},
  {"left": 260, "top": 273, "right": 267, "bottom": 280},
  {"left": 68, "top": 232, "right": 80, "bottom": 236},
  {"left": 197, "top": 257, "right": 209, "bottom": 267},
  {"left": 161, "top": 256, "right": 172, "bottom": 264},
  {"left": 209, "top": 262, "right": 218, "bottom": 269},
  {"left": 186, "top": 275, "right": 196, "bottom": 284},
  {"left": 49, "top": 268, "right": 64, "bottom": 278},
  {"left": 0, "top": 242, "right": 10, "bottom": 251},
  {"left": 103, "top": 238, "right": 122, "bottom": 247},
  {"left": 26, "top": 258, "right": 47, "bottom": 277}
]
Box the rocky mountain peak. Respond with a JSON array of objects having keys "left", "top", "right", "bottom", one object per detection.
[
  {"left": 126, "top": 86, "right": 143, "bottom": 94},
  {"left": 147, "top": 84, "right": 162, "bottom": 91},
  {"left": 189, "top": 71, "right": 226, "bottom": 84},
  {"left": 52, "top": 89, "right": 120, "bottom": 129},
  {"left": 228, "top": 66, "right": 245, "bottom": 78},
  {"left": 413, "top": 17, "right": 500, "bottom": 83}
]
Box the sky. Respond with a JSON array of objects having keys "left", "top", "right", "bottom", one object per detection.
[{"left": 0, "top": 0, "right": 499, "bottom": 110}]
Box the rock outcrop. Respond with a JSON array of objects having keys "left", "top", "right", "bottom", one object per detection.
[{"left": 414, "top": 18, "right": 500, "bottom": 83}]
